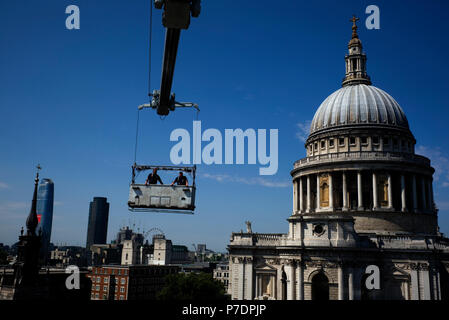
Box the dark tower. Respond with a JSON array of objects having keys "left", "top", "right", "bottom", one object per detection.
[
  {"left": 85, "top": 197, "right": 110, "bottom": 249},
  {"left": 12, "top": 166, "right": 43, "bottom": 298}
]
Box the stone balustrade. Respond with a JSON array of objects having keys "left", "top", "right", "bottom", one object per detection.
[
  {"left": 230, "top": 233, "right": 285, "bottom": 246},
  {"left": 294, "top": 151, "right": 430, "bottom": 169}
]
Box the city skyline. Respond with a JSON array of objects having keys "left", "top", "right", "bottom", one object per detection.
[{"left": 1, "top": 0, "right": 449, "bottom": 252}]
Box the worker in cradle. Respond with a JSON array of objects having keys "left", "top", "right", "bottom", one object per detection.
[
  {"left": 145, "top": 168, "right": 163, "bottom": 185},
  {"left": 171, "top": 171, "right": 188, "bottom": 186}
]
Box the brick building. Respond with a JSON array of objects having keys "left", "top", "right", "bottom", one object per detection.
[{"left": 87, "top": 264, "right": 178, "bottom": 300}]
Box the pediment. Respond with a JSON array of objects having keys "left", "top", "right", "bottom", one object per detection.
[{"left": 255, "top": 261, "right": 277, "bottom": 271}]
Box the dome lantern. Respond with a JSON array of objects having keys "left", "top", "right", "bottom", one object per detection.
[{"left": 342, "top": 15, "right": 371, "bottom": 87}]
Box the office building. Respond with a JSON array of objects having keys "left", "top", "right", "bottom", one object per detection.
[
  {"left": 86, "top": 197, "right": 110, "bottom": 249},
  {"left": 88, "top": 265, "right": 179, "bottom": 300}
]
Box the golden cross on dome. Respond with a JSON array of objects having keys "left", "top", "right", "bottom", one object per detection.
[
  {"left": 350, "top": 15, "right": 359, "bottom": 26},
  {"left": 350, "top": 15, "right": 359, "bottom": 38}
]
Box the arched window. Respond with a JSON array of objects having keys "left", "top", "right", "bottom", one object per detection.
[{"left": 312, "top": 272, "right": 329, "bottom": 300}]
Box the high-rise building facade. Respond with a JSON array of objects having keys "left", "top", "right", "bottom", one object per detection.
[
  {"left": 36, "top": 178, "right": 54, "bottom": 263},
  {"left": 86, "top": 197, "right": 110, "bottom": 250}
]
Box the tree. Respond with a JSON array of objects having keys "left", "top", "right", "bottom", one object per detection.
[{"left": 157, "top": 272, "right": 228, "bottom": 301}]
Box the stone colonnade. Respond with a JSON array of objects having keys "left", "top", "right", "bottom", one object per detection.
[{"left": 292, "top": 171, "right": 434, "bottom": 213}]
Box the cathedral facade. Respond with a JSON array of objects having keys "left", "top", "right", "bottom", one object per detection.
[{"left": 227, "top": 18, "right": 449, "bottom": 300}]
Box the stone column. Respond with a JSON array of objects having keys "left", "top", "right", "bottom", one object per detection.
[
  {"left": 435, "top": 268, "right": 441, "bottom": 300},
  {"left": 316, "top": 174, "right": 321, "bottom": 212},
  {"left": 421, "top": 176, "right": 427, "bottom": 211},
  {"left": 357, "top": 171, "right": 363, "bottom": 210},
  {"left": 372, "top": 172, "right": 378, "bottom": 210},
  {"left": 288, "top": 262, "right": 295, "bottom": 300},
  {"left": 342, "top": 172, "right": 348, "bottom": 211},
  {"left": 329, "top": 173, "right": 334, "bottom": 211},
  {"left": 348, "top": 268, "right": 354, "bottom": 300},
  {"left": 338, "top": 265, "right": 344, "bottom": 300},
  {"left": 405, "top": 282, "right": 410, "bottom": 300},
  {"left": 293, "top": 179, "right": 298, "bottom": 214},
  {"left": 401, "top": 174, "right": 406, "bottom": 212},
  {"left": 427, "top": 178, "right": 432, "bottom": 211},
  {"left": 411, "top": 269, "right": 420, "bottom": 300},
  {"left": 299, "top": 177, "right": 303, "bottom": 213},
  {"left": 238, "top": 260, "right": 245, "bottom": 300},
  {"left": 245, "top": 258, "right": 253, "bottom": 300},
  {"left": 421, "top": 268, "right": 431, "bottom": 300},
  {"left": 387, "top": 173, "right": 393, "bottom": 209},
  {"left": 412, "top": 175, "right": 418, "bottom": 212},
  {"left": 306, "top": 175, "right": 311, "bottom": 213},
  {"left": 297, "top": 262, "right": 304, "bottom": 300},
  {"left": 254, "top": 274, "right": 258, "bottom": 297}
]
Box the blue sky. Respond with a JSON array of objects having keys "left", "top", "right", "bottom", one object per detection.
[{"left": 1, "top": 0, "right": 449, "bottom": 251}]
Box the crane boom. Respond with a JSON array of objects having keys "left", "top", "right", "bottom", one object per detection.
[{"left": 153, "top": 0, "right": 201, "bottom": 115}]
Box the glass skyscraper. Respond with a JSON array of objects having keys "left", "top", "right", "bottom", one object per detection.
[{"left": 36, "top": 178, "right": 54, "bottom": 263}]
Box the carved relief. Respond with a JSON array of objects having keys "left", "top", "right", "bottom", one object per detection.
[
  {"left": 399, "top": 262, "right": 429, "bottom": 271},
  {"left": 235, "top": 256, "right": 254, "bottom": 263},
  {"left": 286, "top": 259, "right": 296, "bottom": 266},
  {"left": 393, "top": 263, "right": 409, "bottom": 270},
  {"left": 279, "top": 258, "right": 296, "bottom": 266},
  {"left": 267, "top": 258, "right": 280, "bottom": 265},
  {"left": 305, "top": 260, "right": 339, "bottom": 269}
]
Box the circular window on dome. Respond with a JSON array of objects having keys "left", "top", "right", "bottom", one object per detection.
[{"left": 313, "top": 224, "right": 325, "bottom": 237}]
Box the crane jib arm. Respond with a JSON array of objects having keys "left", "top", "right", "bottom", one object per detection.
[
  {"left": 158, "top": 28, "right": 181, "bottom": 115},
  {"left": 154, "top": 0, "right": 201, "bottom": 116}
]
